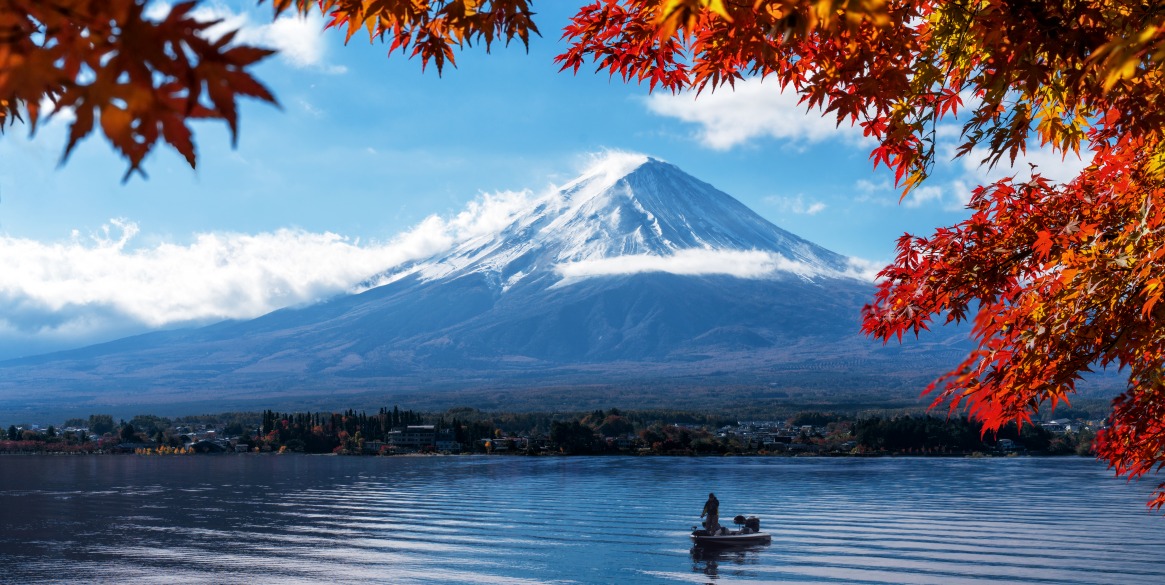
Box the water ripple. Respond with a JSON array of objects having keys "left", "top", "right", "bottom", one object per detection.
[{"left": 0, "top": 456, "right": 1162, "bottom": 584}]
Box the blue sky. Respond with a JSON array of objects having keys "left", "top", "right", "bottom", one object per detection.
[{"left": 0, "top": 1, "right": 1088, "bottom": 357}]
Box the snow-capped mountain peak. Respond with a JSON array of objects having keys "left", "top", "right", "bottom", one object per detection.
[
  {"left": 373, "top": 153, "right": 860, "bottom": 291},
  {"left": 556, "top": 151, "right": 656, "bottom": 205}
]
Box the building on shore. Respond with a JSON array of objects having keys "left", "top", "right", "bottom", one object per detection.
[{"left": 387, "top": 425, "right": 460, "bottom": 453}]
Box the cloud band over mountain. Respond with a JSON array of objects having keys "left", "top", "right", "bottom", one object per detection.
[
  {"left": 0, "top": 219, "right": 465, "bottom": 354},
  {"left": 555, "top": 249, "right": 877, "bottom": 282}
]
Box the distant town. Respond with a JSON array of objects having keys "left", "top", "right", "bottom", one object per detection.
[{"left": 1, "top": 406, "right": 1105, "bottom": 458}]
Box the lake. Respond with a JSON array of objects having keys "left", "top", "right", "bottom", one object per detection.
[{"left": 1, "top": 455, "right": 1161, "bottom": 584}]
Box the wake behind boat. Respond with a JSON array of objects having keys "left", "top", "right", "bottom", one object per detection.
[{"left": 690, "top": 515, "right": 772, "bottom": 547}]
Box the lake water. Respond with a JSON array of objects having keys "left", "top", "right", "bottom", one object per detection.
[{"left": 1, "top": 455, "right": 1162, "bottom": 584}]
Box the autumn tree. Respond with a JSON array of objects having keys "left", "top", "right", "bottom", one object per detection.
[
  {"left": 5, "top": 1, "right": 1165, "bottom": 506},
  {"left": 0, "top": 0, "right": 536, "bottom": 179},
  {"left": 559, "top": 0, "right": 1164, "bottom": 509},
  {"left": 516, "top": 0, "right": 1165, "bottom": 508}
]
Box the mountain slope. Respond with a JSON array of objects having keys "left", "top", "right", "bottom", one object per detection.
[
  {"left": 0, "top": 154, "right": 969, "bottom": 417},
  {"left": 374, "top": 154, "right": 856, "bottom": 289}
]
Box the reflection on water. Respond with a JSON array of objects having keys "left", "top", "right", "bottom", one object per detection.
[
  {"left": 1, "top": 455, "right": 1163, "bottom": 584},
  {"left": 690, "top": 544, "right": 768, "bottom": 582}
]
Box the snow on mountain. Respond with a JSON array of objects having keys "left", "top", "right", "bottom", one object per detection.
[
  {"left": 369, "top": 152, "right": 864, "bottom": 292},
  {"left": 0, "top": 152, "right": 951, "bottom": 419}
]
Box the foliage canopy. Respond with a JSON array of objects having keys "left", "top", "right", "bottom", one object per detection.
[{"left": 4, "top": 0, "right": 1165, "bottom": 505}]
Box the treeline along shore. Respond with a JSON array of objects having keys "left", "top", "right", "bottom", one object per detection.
[{"left": 1, "top": 405, "right": 1103, "bottom": 458}]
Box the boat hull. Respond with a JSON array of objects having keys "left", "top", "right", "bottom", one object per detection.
[{"left": 689, "top": 531, "right": 772, "bottom": 547}]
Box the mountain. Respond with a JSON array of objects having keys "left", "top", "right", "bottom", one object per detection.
[
  {"left": 0, "top": 154, "right": 970, "bottom": 419},
  {"left": 373, "top": 152, "right": 854, "bottom": 290}
]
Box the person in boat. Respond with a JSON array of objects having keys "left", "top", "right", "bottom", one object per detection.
[{"left": 701, "top": 492, "right": 721, "bottom": 534}]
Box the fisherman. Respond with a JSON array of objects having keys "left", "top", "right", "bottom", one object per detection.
[{"left": 701, "top": 492, "right": 720, "bottom": 534}]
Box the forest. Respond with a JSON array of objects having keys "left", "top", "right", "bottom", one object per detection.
[{"left": 0, "top": 406, "right": 1099, "bottom": 458}]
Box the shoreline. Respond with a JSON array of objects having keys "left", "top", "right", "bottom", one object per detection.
[{"left": 0, "top": 448, "right": 1093, "bottom": 460}]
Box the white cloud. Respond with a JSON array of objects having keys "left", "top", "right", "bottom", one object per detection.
[
  {"left": 0, "top": 222, "right": 424, "bottom": 334},
  {"left": 855, "top": 177, "right": 971, "bottom": 212},
  {"left": 554, "top": 249, "right": 874, "bottom": 282},
  {"left": 296, "top": 98, "right": 324, "bottom": 118},
  {"left": 650, "top": 77, "right": 1094, "bottom": 210},
  {"left": 765, "top": 194, "right": 826, "bottom": 215},
  {"left": 931, "top": 93, "right": 1093, "bottom": 185},
  {"left": 854, "top": 127, "right": 1091, "bottom": 211},
  {"left": 903, "top": 185, "right": 945, "bottom": 209},
  {"left": 0, "top": 184, "right": 553, "bottom": 348},
  {"left": 946, "top": 179, "right": 973, "bottom": 208},
  {"left": 929, "top": 141, "right": 1092, "bottom": 210},
  {"left": 844, "top": 257, "right": 886, "bottom": 282},
  {"left": 442, "top": 189, "right": 538, "bottom": 241},
  {"left": 257, "top": 12, "right": 342, "bottom": 72},
  {"left": 913, "top": 120, "right": 1094, "bottom": 209},
  {"left": 854, "top": 178, "right": 893, "bottom": 202},
  {"left": 959, "top": 141, "right": 1092, "bottom": 185},
  {"left": 559, "top": 150, "right": 653, "bottom": 193},
  {"left": 645, "top": 78, "right": 865, "bottom": 150},
  {"left": 36, "top": 96, "right": 75, "bottom": 127},
  {"left": 148, "top": 1, "right": 343, "bottom": 73},
  {"left": 557, "top": 249, "right": 804, "bottom": 279}
]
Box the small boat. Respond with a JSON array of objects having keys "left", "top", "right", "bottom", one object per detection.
[
  {"left": 690, "top": 515, "right": 772, "bottom": 547},
  {"left": 690, "top": 529, "right": 772, "bottom": 546}
]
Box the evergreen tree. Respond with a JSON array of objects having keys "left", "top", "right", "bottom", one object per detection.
[{"left": 88, "top": 414, "right": 115, "bottom": 435}]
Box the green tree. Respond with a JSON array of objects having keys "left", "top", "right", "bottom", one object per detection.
[
  {"left": 129, "top": 414, "right": 169, "bottom": 436},
  {"left": 550, "top": 420, "right": 599, "bottom": 454},
  {"left": 795, "top": 412, "right": 850, "bottom": 427},
  {"left": 88, "top": 415, "right": 115, "bottom": 435}
]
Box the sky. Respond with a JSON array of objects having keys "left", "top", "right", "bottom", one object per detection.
[{"left": 0, "top": 1, "right": 1090, "bottom": 358}]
